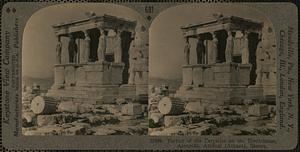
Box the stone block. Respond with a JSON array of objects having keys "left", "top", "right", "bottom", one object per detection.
[
  {"left": 248, "top": 104, "right": 269, "bottom": 116},
  {"left": 203, "top": 68, "right": 214, "bottom": 87},
  {"left": 121, "top": 103, "right": 143, "bottom": 116},
  {"left": 185, "top": 101, "right": 205, "bottom": 114},
  {"left": 93, "top": 128, "right": 117, "bottom": 135},
  {"left": 65, "top": 66, "right": 76, "bottom": 85},
  {"left": 192, "top": 66, "right": 204, "bottom": 87},
  {"left": 150, "top": 112, "right": 164, "bottom": 124},
  {"left": 239, "top": 64, "right": 251, "bottom": 85},
  {"left": 37, "top": 115, "right": 57, "bottom": 126},
  {"left": 182, "top": 66, "right": 193, "bottom": 85},
  {"left": 75, "top": 67, "right": 86, "bottom": 85},
  {"left": 110, "top": 63, "right": 124, "bottom": 84},
  {"left": 54, "top": 66, "right": 65, "bottom": 85}
]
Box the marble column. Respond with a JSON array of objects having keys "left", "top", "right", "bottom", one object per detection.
[
  {"left": 97, "top": 28, "right": 107, "bottom": 62},
  {"left": 114, "top": 30, "right": 122, "bottom": 63},
  {"left": 255, "top": 33, "right": 263, "bottom": 85},
  {"left": 225, "top": 30, "right": 233, "bottom": 63},
  {"left": 56, "top": 36, "right": 62, "bottom": 64},
  {"left": 184, "top": 37, "right": 191, "bottom": 65},
  {"left": 242, "top": 31, "right": 249, "bottom": 64}
]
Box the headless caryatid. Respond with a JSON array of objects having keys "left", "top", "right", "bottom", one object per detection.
[
  {"left": 56, "top": 36, "right": 62, "bottom": 64},
  {"left": 81, "top": 31, "right": 90, "bottom": 63},
  {"left": 196, "top": 36, "right": 205, "bottom": 64},
  {"left": 128, "top": 33, "right": 136, "bottom": 85},
  {"left": 183, "top": 38, "right": 191, "bottom": 65},
  {"left": 68, "top": 36, "right": 77, "bottom": 63},
  {"left": 225, "top": 31, "right": 233, "bottom": 63},
  {"left": 97, "top": 29, "right": 107, "bottom": 62},
  {"left": 242, "top": 31, "right": 249, "bottom": 64},
  {"left": 208, "top": 32, "right": 218, "bottom": 64},
  {"left": 255, "top": 34, "right": 263, "bottom": 85},
  {"left": 114, "top": 30, "right": 122, "bottom": 63}
]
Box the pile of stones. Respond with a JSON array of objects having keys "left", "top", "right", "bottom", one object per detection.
[
  {"left": 149, "top": 85, "right": 276, "bottom": 136},
  {"left": 22, "top": 84, "right": 148, "bottom": 136}
]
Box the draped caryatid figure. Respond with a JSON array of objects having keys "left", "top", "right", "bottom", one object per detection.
[
  {"left": 183, "top": 38, "right": 191, "bottom": 65},
  {"left": 225, "top": 30, "right": 233, "bottom": 63},
  {"left": 128, "top": 33, "right": 136, "bottom": 85},
  {"left": 196, "top": 36, "right": 205, "bottom": 64},
  {"left": 97, "top": 28, "right": 107, "bottom": 62},
  {"left": 81, "top": 31, "right": 91, "bottom": 63},
  {"left": 241, "top": 31, "right": 249, "bottom": 64},
  {"left": 56, "top": 36, "right": 62, "bottom": 64},
  {"left": 68, "top": 36, "right": 78, "bottom": 63},
  {"left": 114, "top": 30, "right": 122, "bottom": 63}
]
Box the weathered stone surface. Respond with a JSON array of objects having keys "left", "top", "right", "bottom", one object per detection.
[
  {"left": 185, "top": 101, "right": 205, "bottom": 114},
  {"left": 213, "top": 116, "right": 246, "bottom": 127},
  {"left": 102, "top": 105, "right": 121, "bottom": 115},
  {"left": 57, "top": 101, "right": 79, "bottom": 113},
  {"left": 78, "top": 103, "right": 95, "bottom": 114},
  {"left": 164, "top": 115, "right": 189, "bottom": 128},
  {"left": 189, "top": 123, "right": 216, "bottom": 135},
  {"left": 54, "top": 113, "right": 78, "bottom": 124},
  {"left": 62, "top": 123, "right": 91, "bottom": 135},
  {"left": 121, "top": 103, "right": 143, "bottom": 116},
  {"left": 115, "top": 98, "right": 127, "bottom": 105},
  {"left": 37, "top": 115, "right": 57, "bottom": 126},
  {"left": 248, "top": 104, "right": 269, "bottom": 116},
  {"left": 87, "top": 115, "right": 119, "bottom": 125}
]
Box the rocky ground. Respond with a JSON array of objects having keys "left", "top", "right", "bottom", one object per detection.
[
  {"left": 148, "top": 87, "right": 276, "bottom": 136},
  {"left": 22, "top": 85, "right": 148, "bottom": 136}
]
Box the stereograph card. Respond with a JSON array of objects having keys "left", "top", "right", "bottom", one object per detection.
[{"left": 1, "top": 0, "right": 298, "bottom": 151}]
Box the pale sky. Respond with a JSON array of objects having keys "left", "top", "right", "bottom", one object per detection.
[
  {"left": 149, "top": 4, "right": 272, "bottom": 79},
  {"left": 22, "top": 3, "right": 146, "bottom": 78}
]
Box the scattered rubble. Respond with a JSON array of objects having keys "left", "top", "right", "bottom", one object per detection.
[{"left": 149, "top": 85, "right": 276, "bottom": 136}]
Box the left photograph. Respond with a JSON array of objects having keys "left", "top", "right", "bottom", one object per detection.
[{"left": 22, "top": 3, "right": 149, "bottom": 135}]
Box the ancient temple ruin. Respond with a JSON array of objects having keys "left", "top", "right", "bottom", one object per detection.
[
  {"left": 46, "top": 14, "right": 148, "bottom": 104},
  {"left": 176, "top": 16, "right": 276, "bottom": 104}
]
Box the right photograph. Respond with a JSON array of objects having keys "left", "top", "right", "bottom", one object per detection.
[{"left": 149, "top": 4, "right": 277, "bottom": 136}]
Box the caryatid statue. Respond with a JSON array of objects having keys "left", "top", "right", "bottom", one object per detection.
[
  {"left": 114, "top": 30, "right": 122, "bottom": 63},
  {"left": 255, "top": 34, "right": 263, "bottom": 85},
  {"left": 128, "top": 32, "right": 136, "bottom": 85},
  {"left": 183, "top": 37, "right": 191, "bottom": 65},
  {"left": 81, "top": 31, "right": 91, "bottom": 63},
  {"left": 97, "top": 28, "right": 107, "bottom": 62},
  {"left": 56, "top": 36, "right": 62, "bottom": 64},
  {"left": 68, "top": 36, "right": 78, "bottom": 63},
  {"left": 242, "top": 31, "right": 249, "bottom": 64},
  {"left": 196, "top": 35, "right": 205, "bottom": 64},
  {"left": 225, "top": 30, "right": 233, "bottom": 63},
  {"left": 208, "top": 32, "right": 218, "bottom": 64}
]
